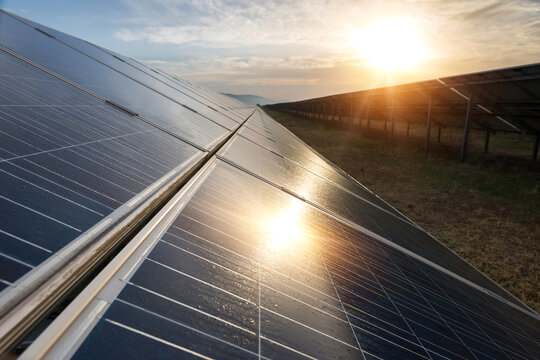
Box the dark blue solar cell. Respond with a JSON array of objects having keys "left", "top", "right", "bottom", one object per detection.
[
  {"left": 159, "top": 231, "right": 257, "bottom": 280},
  {"left": 148, "top": 241, "right": 258, "bottom": 302},
  {"left": 346, "top": 303, "right": 418, "bottom": 345},
  {"left": 0, "top": 254, "right": 32, "bottom": 284},
  {"left": 72, "top": 318, "right": 202, "bottom": 360},
  {"left": 99, "top": 301, "right": 257, "bottom": 360},
  {"left": 118, "top": 283, "right": 258, "bottom": 352},
  {"left": 0, "top": 196, "right": 81, "bottom": 253},
  {"left": 354, "top": 326, "right": 428, "bottom": 360},
  {"left": 261, "top": 285, "right": 358, "bottom": 348},
  {"left": 260, "top": 337, "right": 312, "bottom": 360},
  {"left": 260, "top": 308, "right": 360, "bottom": 359},
  {"left": 0, "top": 230, "right": 50, "bottom": 267},
  {"left": 129, "top": 259, "right": 258, "bottom": 328},
  {"left": 0, "top": 171, "right": 102, "bottom": 230},
  {"left": 0, "top": 161, "right": 112, "bottom": 216}
]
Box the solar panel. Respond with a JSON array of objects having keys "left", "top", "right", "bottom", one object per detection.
[
  {"left": 272, "top": 62, "right": 540, "bottom": 138},
  {"left": 23, "top": 148, "right": 539, "bottom": 359},
  {"left": 6, "top": 11, "right": 247, "bottom": 128},
  {"left": 0, "top": 10, "right": 538, "bottom": 360},
  {"left": 0, "top": 48, "right": 204, "bottom": 289},
  {"left": 0, "top": 11, "right": 232, "bottom": 149}
]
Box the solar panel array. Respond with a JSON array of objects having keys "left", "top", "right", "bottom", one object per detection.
[
  {"left": 270, "top": 63, "right": 540, "bottom": 136},
  {"left": 0, "top": 9, "right": 537, "bottom": 360}
]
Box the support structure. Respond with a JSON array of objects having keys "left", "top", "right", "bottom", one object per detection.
[
  {"left": 406, "top": 123, "right": 410, "bottom": 137},
  {"left": 349, "top": 102, "right": 353, "bottom": 129},
  {"left": 461, "top": 96, "right": 474, "bottom": 162},
  {"left": 366, "top": 99, "right": 371, "bottom": 130},
  {"left": 424, "top": 97, "right": 432, "bottom": 155},
  {"left": 484, "top": 130, "right": 490, "bottom": 153},
  {"left": 389, "top": 97, "right": 395, "bottom": 144},
  {"left": 533, "top": 134, "right": 539, "bottom": 161}
]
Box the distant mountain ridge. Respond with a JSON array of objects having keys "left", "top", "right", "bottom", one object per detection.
[{"left": 223, "top": 93, "right": 283, "bottom": 105}]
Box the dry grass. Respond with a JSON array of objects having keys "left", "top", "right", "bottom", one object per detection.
[{"left": 264, "top": 108, "right": 540, "bottom": 313}]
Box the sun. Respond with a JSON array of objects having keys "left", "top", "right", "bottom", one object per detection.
[{"left": 351, "top": 18, "right": 427, "bottom": 71}]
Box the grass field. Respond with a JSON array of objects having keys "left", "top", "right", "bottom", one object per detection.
[{"left": 264, "top": 108, "right": 540, "bottom": 313}]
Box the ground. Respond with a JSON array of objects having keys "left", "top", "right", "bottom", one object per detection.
[{"left": 263, "top": 108, "right": 540, "bottom": 313}]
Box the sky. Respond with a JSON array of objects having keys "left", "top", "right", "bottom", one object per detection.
[{"left": 2, "top": 0, "right": 540, "bottom": 101}]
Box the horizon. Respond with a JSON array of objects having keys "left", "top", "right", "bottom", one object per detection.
[{"left": 3, "top": 0, "right": 539, "bottom": 101}]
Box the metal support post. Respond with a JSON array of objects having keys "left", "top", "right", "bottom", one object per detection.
[
  {"left": 424, "top": 97, "right": 432, "bottom": 155},
  {"left": 349, "top": 102, "right": 353, "bottom": 128},
  {"left": 366, "top": 100, "right": 371, "bottom": 130},
  {"left": 533, "top": 134, "right": 539, "bottom": 161},
  {"left": 461, "top": 96, "right": 474, "bottom": 162},
  {"left": 389, "top": 97, "right": 395, "bottom": 144},
  {"left": 483, "top": 130, "right": 490, "bottom": 153}
]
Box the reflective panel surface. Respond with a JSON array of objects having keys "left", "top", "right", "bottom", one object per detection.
[
  {"left": 0, "top": 48, "right": 203, "bottom": 288},
  {"left": 53, "top": 159, "right": 539, "bottom": 360},
  {"left": 0, "top": 11, "right": 230, "bottom": 150}
]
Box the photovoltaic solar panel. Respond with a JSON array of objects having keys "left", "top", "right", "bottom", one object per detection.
[
  {"left": 0, "top": 10, "right": 537, "bottom": 360},
  {"left": 7, "top": 12, "right": 246, "bottom": 128},
  {"left": 237, "top": 112, "right": 532, "bottom": 308},
  {"left": 28, "top": 142, "right": 539, "bottom": 359},
  {"left": 0, "top": 11, "right": 231, "bottom": 150},
  {"left": 0, "top": 48, "right": 203, "bottom": 289}
]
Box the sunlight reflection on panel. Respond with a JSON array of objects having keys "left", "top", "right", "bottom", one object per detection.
[
  {"left": 261, "top": 177, "right": 320, "bottom": 255},
  {"left": 265, "top": 203, "right": 305, "bottom": 253}
]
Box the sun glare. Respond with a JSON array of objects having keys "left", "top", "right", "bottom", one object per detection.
[
  {"left": 265, "top": 206, "right": 303, "bottom": 253},
  {"left": 352, "top": 18, "right": 427, "bottom": 71}
]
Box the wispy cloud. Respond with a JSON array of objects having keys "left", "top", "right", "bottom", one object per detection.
[
  {"left": 114, "top": 0, "right": 367, "bottom": 48},
  {"left": 104, "top": 0, "right": 540, "bottom": 98}
]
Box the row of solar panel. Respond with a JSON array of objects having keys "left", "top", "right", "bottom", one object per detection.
[
  {"left": 280, "top": 62, "right": 540, "bottom": 135},
  {"left": 26, "top": 112, "right": 539, "bottom": 359},
  {"left": 0, "top": 7, "right": 428, "bottom": 297}
]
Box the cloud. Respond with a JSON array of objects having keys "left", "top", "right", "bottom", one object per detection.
[
  {"left": 112, "top": 0, "right": 540, "bottom": 99},
  {"left": 115, "top": 0, "right": 366, "bottom": 48}
]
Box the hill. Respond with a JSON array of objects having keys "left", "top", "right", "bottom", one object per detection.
[{"left": 223, "top": 93, "right": 282, "bottom": 105}]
